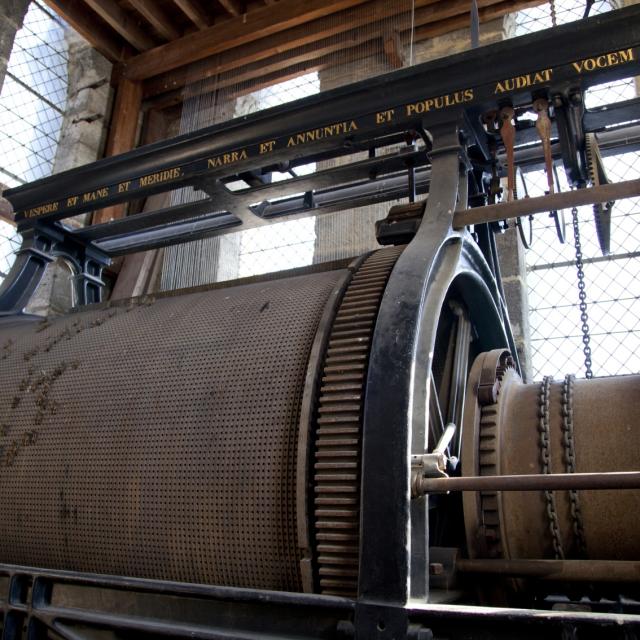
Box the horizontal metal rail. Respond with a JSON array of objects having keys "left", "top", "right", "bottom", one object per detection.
[
  {"left": 456, "top": 558, "right": 640, "bottom": 582},
  {"left": 417, "top": 471, "right": 640, "bottom": 494},
  {"left": 5, "top": 5, "right": 640, "bottom": 224}
]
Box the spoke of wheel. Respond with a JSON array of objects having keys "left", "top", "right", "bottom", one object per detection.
[
  {"left": 429, "top": 372, "right": 445, "bottom": 450},
  {"left": 447, "top": 302, "right": 472, "bottom": 460}
]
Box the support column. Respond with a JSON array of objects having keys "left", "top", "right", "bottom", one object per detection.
[
  {"left": 0, "top": 0, "right": 31, "bottom": 94},
  {"left": 26, "top": 28, "right": 112, "bottom": 316}
]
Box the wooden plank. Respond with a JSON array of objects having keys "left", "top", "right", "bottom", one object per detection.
[
  {"left": 128, "top": 0, "right": 182, "bottom": 41},
  {"left": 43, "top": 0, "right": 128, "bottom": 61},
  {"left": 218, "top": 0, "right": 243, "bottom": 17},
  {"left": 145, "top": 0, "right": 542, "bottom": 101},
  {"left": 146, "top": 0, "right": 546, "bottom": 110},
  {"left": 383, "top": 30, "right": 405, "bottom": 69},
  {"left": 122, "top": 0, "right": 371, "bottom": 80},
  {"left": 172, "top": 0, "right": 211, "bottom": 29},
  {"left": 93, "top": 78, "right": 143, "bottom": 224},
  {"left": 415, "top": 0, "right": 546, "bottom": 38},
  {"left": 143, "top": 0, "right": 439, "bottom": 97},
  {"left": 83, "top": 0, "right": 158, "bottom": 52}
]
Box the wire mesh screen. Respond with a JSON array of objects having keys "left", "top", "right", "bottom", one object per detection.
[
  {"left": 513, "top": 0, "right": 640, "bottom": 380},
  {"left": 0, "top": 1, "right": 69, "bottom": 285},
  {"left": 160, "top": 0, "right": 419, "bottom": 291},
  {"left": 523, "top": 153, "right": 640, "bottom": 380},
  {"left": 0, "top": 1, "right": 68, "bottom": 188}
]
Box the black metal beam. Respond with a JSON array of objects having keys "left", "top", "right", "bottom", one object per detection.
[{"left": 5, "top": 4, "right": 640, "bottom": 226}]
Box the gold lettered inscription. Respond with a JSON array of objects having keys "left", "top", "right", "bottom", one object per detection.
[
  {"left": 66, "top": 196, "right": 79, "bottom": 207},
  {"left": 376, "top": 109, "right": 395, "bottom": 125},
  {"left": 286, "top": 120, "right": 359, "bottom": 147},
  {"left": 495, "top": 69, "right": 552, "bottom": 94},
  {"left": 259, "top": 140, "right": 276, "bottom": 154},
  {"left": 82, "top": 187, "right": 109, "bottom": 204},
  {"left": 139, "top": 167, "right": 183, "bottom": 187},
  {"left": 405, "top": 89, "right": 474, "bottom": 116},
  {"left": 207, "top": 149, "right": 248, "bottom": 169},
  {"left": 23, "top": 201, "right": 60, "bottom": 219},
  {"left": 572, "top": 48, "right": 634, "bottom": 73},
  {"left": 118, "top": 180, "right": 132, "bottom": 193}
]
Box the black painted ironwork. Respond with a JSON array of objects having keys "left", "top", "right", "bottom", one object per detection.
[{"left": 0, "top": 8, "right": 638, "bottom": 640}]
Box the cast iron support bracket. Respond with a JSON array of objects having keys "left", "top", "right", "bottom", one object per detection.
[{"left": 0, "top": 222, "right": 110, "bottom": 314}]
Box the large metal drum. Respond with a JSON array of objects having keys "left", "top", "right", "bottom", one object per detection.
[{"left": 0, "top": 247, "right": 401, "bottom": 595}]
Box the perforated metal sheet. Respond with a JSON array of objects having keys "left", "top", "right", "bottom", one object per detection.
[{"left": 0, "top": 269, "right": 346, "bottom": 591}]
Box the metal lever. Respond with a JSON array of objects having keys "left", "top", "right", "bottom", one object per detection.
[
  {"left": 533, "top": 97, "right": 554, "bottom": 195},
  {"left": 411, "top": 423, "right": 457, "bottom": 497},
  {"left": 499, "top": 106, "right": 516, "bottom": 202}
]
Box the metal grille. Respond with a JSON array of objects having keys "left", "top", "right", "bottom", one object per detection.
[
  {"left": 0, "top": 1, "right": 68, "bottom": 188},
  {"left": 0, "top": 1, "right": 69, "bottom": 286},
  {"left": 514, "top": 1, "right": 611, "bottom": 34},
  {"left": 513, "top": 0, "right": 640, "bottom": 380},
  {"left": 525, "top": 155, "right": 640, "bottom": 380}
]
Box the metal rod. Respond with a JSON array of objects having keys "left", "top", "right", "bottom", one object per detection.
[
  {"left": 456, "top": 558, "right": 640, "bottom": 583},
  {"left": 453, "top": 178, "right": 640, "bottom": 229},
  {"left": 418, "top": 471, "right": 640, "bottom": 494}
]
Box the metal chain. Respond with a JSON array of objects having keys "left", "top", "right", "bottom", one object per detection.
[
  {"left": 571, "top": 206, "right": 594, "bottom": 379},
  {"left": 538, "top": 376, "right": 565, "bottom": 559},
  {"left": 561, "top": 374, "right": 587, "bottom": 557},
  {"left": 549, "top": 0, "right": 557, "bottom": 27}
]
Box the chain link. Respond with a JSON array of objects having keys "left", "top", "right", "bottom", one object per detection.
[
  {"left": 571, "top": 206, "right": 594, "bottom": 379},
  {"left": 549, "top": 0, "right": 557, "bottom": 27},
  {"left": 561, "top": 374, "right": 587, "bottom": 556},
  {"left": 538, "top": 376, "right": 565, "bottom": 559}
]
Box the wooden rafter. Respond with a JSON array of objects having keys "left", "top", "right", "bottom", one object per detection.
[
  {"left": 43, "top": 0, "right": 129, "bottom": 61},
  {"left": 146, "top": 0, "right": 547, "bottom": 110},
  {"left": 144, "top": 0, "right": 548, "bottom": 99},
  {"left": 143, "top": 0, "right": 438, "bottom": 96},
  {"left": 218, "top": 0, "right": 243, "bottom": 17},
  {"left": 94, "top": 78, "right": 143, "bottom": 224},
  {"left": 83, "top": 0, "right": 157, "bottom": 51},
  {"left": 128, "top": 0, "right": 182, "bottom": 41},
  {"left": 171, "top": 0, "right": 211, "bottom": 29},
  {"left": 122, "top": 0, "right": 371, "bottom": 80}
]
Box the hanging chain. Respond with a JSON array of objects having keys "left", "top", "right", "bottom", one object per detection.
[
  {"left": 561, "top": 374, "right": 587, "bottom": 557},
  {"left": 549, "top": 0, "right": 558, "bottom": 27},
  {"left": 538, "top": 376, "right": 565, "bottom": 559},
  {"left": 571, "top": 206, "right": 594, "bottom": 379}
]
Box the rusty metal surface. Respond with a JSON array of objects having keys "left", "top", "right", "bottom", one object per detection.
[
  {"left": 0, "top": 269, "right": 346, "bottom": 590},
  {"left": 463, "top": 357, "right": 640, "bottom": 564}
]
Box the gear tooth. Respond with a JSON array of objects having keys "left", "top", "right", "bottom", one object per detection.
[
  {"left": 475, "top": 362, "right": 518, "bottom": 559},
  {"left": 312, "top": 246, "right": 403, "bottom": 596}
]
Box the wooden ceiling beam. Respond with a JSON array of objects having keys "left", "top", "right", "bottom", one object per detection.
[
  {"left": 94, "top": 78, "right": 143, "bottom": 224},
  {"left": 83, "top": 0, "right": 158, "bottom": 51},
  {"left": 218, "top": 0, "right": 243, "bottom": 17},
  {"left": 146, "top": 0, "right": 547, "bottom": 111},
  {"left": 172, "top": 0, "right": 211, "bottom": 30},
  {"left": 122, "top": 0, "right": 371, "bottom": 80},
  {"left": 415, "top": 0, "right": 546, "bottom": 38},
  {"left": 143, "top": 0, "right": 439, "bottom": 97},
  {"left": 128, "top": 0, "right": 182, "bottom": 41},
  {"left": 43, "top": 0, "right": 129, "bottom": 61}
]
